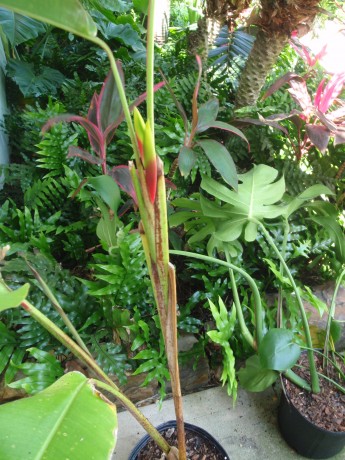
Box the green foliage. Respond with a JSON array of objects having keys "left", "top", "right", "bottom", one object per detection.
[
  {"left": 90, "top": 331, "right": 131, "bottom": 385},
  {"left": 0, "top": 372, "right": 117, "bottom": 460},
  {"left": 7, "top": 60, "right": 66, "bottom": 97},
  {"left": 82, "top": 226, "right": 152, "bottom": 312},
  {"left": 207, "top": 298, "right": 237, "bottom": 400},
  {"left": 8, "top": 347, "right": 64, "bottom": 394},
  {"left": 36, "top": 124, "right": 79, "bottom": 177}
]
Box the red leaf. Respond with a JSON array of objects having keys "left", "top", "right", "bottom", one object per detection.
[
  {"left": 98, "top": 64, "right": 124, "bottom": 131},
  {"left": 110, "top": 165, "right": 137, "bottom": 204},
  {"left": 262, "top": 72, "right": 300, "bottom": 100},
  {"left": 287, "top": 79, "right": 312, "bottom": 114},
  {"left": 190, "top": 55, "right": 203, "bottom": 142},
  {"left": 87, "top": 92, "right": 99, "bottom": 126},
  {"left": 42, "top": 114, "right": 104, "bottom": 157},
  {"left": 306, "top": 124, "right": 330, "bottom": 152},
  {"left": 67, "top": 146, "right": 103, "bottom": 165},
  {"left": 104, "top": 81, "right": 166, "bottom": 145}
]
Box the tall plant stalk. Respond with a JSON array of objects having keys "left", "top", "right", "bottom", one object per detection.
[{"left": 93, "top": 2, "right": 187, "bottom": 457}]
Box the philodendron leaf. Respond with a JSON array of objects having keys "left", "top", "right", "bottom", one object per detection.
[
  {"left": 201, "top": 164, "right": 287, "bottom": 242},
  {"left": 198, "top": 139, "right": 238, "bottom": 189},
  {"left": 238, "top": 355, "right": 278, "bottom": 392},
  {"left": 0, "top": 282, "right": 29, "bottom": 310},
  {"left": 285, "top": 184, "right": 334, "bottom": 218},
  {"left": 259, "top": 329, "right": 301, "bottom": 371},
  {"left": 0, "top": 0, "right": 97, "bottom": 39},
  {"left": 0, "top": 372, "right": 117, "bottom": 460}
]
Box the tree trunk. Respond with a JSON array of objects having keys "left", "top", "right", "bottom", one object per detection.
[
  {"left": 0, "top": 68, "right": 9, "bottom": 189},
  {"left": 235, "top": 30, "right": 288, "bottom": 108}
]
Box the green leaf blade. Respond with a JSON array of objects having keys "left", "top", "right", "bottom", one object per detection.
[
  {"left": 0, "top": 372, "right": 117, "bottom": 459},
  {"left": 0, "top": 0, "right": 97, "bottom": 39}
]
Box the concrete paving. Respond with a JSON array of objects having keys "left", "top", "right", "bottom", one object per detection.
[{"left": 113, "top": 386, "right": 345, "bottom": 460}]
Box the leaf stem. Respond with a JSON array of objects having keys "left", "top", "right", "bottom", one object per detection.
[
  {"left": 170, "top": 250, "right": 260, "bottom": 348},
  {"left": 255, "top": 220, "right": 320, "bottom": 393},
  {"left": 93, "top": 379, "right": 171, "bottom": 454}
]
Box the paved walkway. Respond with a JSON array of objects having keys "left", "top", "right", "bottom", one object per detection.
[{"left": 113, "top": 386, "right": 345, "bottom": 459}]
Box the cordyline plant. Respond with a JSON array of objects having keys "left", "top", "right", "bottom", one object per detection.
[
  {"left": 237, "top": 37, "right": 345, "bottom": 159},
  {"left": 0, "top": 0, "right": 187, "bottom": 459}
]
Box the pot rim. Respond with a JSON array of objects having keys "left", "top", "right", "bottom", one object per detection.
[{"left": 280, "top": 375, "right": 345, "bottom": 437}]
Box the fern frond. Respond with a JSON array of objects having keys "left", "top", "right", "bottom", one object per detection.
[
  {"left": 24, "top": 177, "right": 70, "bottom": 212},
  {"left": 36, "top": 124, "right": 78, "bottom": 178}
]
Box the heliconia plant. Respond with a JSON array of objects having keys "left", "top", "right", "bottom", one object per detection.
[{"left": 0, "top": 0, "right": 186, "bottom": 459}]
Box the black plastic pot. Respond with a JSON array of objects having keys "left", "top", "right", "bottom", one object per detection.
[
  {"left": 278, "top": 380, "right": 345, "bottom": 459},
  {"left": 128, "top": 420, "right": 229, "bottom": 459}
]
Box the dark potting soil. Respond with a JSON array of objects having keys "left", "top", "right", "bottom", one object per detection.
[
  {"left": 137, "top": 426, "right": 227, "bottom": 460},
  {"left": 283, "top": 353, "right": 345, "bottom": 432}
]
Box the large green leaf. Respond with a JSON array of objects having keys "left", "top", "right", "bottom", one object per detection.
[
  {"left": 0, "top": 372, "right": 117, "bottom": 460},
  {"left": 88, "top": 175, "right": 121, "bottom": 213},
  {"left": 178, "top": 146, "right": 197, "bottom": 177},
  {"left": 0, "top": 282, "right": 29, "bottom": 310},
  {"left": 7, "top": 60, "right": 66, "bottom": 97},
  {"left": 310, "top": 215, "right": 345, "bottom": 264},
  {"left": 285, "top": 184, "right": 334, "bottom": 218},
  {"left": 196, "top": 98, "right": 219, "bottom": 133},
  {"left": 198, "top": 139, "right": 238, "bottom": 189},
  {"left": 0, "top": 0, "right": 97, "bottom": 38},
  {"left": 0, "top": 8, "right": 46, "bottom": 46},
  {"left": 201, "top": 164, "right": 287, "bottom": 242},
  {"left": 258, "top": 329, "right": 301, "bottom": 371},
  {"left": 238, "top": 355, "right": 278, "bottom": 392}
]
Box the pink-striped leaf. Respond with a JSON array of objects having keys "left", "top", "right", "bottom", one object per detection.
[
  {"left": 306, "top": 124, "right": 330, "bottom": 152},
  {"left": 262, "top": 72, "right": 300, "bottom": 100},
  {"left": 67, "top": 146, "right": 103, "bottom": 165},
  {"left": 317, "top": 73, "right": 345, "bottom": 114},
  {"left": 110, "top": 165, "right": 137, "bottom": 203},
  {"left": 99, "top": 64, "right": 124, "bottom": 131}
]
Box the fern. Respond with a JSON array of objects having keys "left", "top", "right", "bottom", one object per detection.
[
  {"left": 90, "top": 331, "right": 131, "bottom": 385},
  {"left": 82, "top": 228, "right": 153, "bottom": 314},
  {"left": 23, "top": 175, "right": 75, "bottom": 214},
  {"left": 36, "top": 124, "right": 79, "bottom": 177}
]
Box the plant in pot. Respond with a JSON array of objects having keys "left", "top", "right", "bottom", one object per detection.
[
  {"left": 0, "top": 1, "right": 236, "bottom": 459},
  {"left": 170, "top": 163, "right": 345, "bottom": 458}
]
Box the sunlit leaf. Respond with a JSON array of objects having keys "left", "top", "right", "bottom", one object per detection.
[{"left": 0, "top": 372, "right": 117, "bottom": 459}]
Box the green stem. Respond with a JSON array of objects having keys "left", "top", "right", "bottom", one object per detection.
[
  {"left": 283, "top": 368, "right": 311, "bottom": 391},
  {"left": 323, "top": 268, "right": 345, "bottom": 368},
  {"left": 93, "top": 380, "right": 171, "bottom": 454},
  {"left": 277, "top": 220, "right": 289, "bottom": 328},
  {"left": 26, "top": 261, "right": 90, "bottom": 356},
  {"left": 170, "top": 250, "right": 260, "bottom": 348},
  {"left": 146, "top": 0, "right": 155, "bottom": 137},
  {"left": 255, "top": 220, "right": 320, "bottom": 393},
  {"left": 20, "top": 298, "right": 118, "bottom": 389},
  {"left": 224, "top": 249, "right": 255, "bottom": 349}
]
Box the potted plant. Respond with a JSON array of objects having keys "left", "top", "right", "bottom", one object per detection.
[
  {"left": 0, "top": 1, "right": 233, "bottom": 459},
  {"left": 170, "top": 163, "right": 345, "bottom": 458}
]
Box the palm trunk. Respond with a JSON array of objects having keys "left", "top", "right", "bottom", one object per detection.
[{"left": 235, "top": 30, "right": 288, "bottom": 108}]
